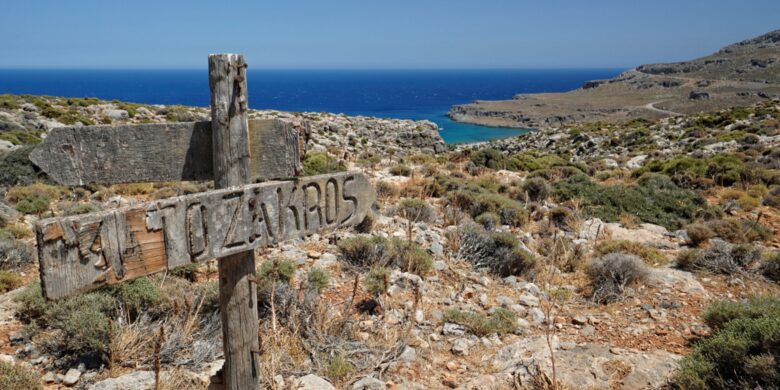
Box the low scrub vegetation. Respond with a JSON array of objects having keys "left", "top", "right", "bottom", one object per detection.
[
  {"left": 0, "top": 361, "right": 42, "bottom": 390},
  {"left": 443, "top": 308, "right": 517, "bottom": 336},
  {"left": 587, "top": 253, "right": 648, "bottom": 303},
  {"left": 457, "top": 223, "right": 536, "bottom": 276},
  {"left": 594, "top": 240, "right": 668, "bottom": 265},
  {"left": 676, "top": 242, "right": 762, "bottom": 274},
  {"left": 303, "top": 152, "right": 346, "bottom": 176},
  {"left": 672, "top": 296, "right": 780, "bottom": 389}
]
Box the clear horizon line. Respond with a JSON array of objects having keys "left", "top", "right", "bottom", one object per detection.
[{"left": 0, "top": 66, "right": 632, "bottom": 71}]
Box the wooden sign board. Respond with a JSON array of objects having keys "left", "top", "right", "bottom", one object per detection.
[
  {"left": 36, "top": 171, "right": 374, "bottom": 299},
  {"left": 29, "top": 119, "right": 306, "bottom": 186}
]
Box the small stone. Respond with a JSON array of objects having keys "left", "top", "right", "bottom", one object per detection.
[
  {"left": 443, "top": 323, "right": 466, "bottom": 336},
  {"left": 572, "top": 315, "right": 587, "bottom": 325},
  {"left": 478, "top": 293, "right": 489, "bottom": 306},
  {"left": 399, "top": 346, "right": 416, "bottom": 362},
  {"left": 518, "top": 294, "right": 539, "bottom": 307},
  {"left": 433, "top": 260, "right": 447, "bottom": 271},
  {"left": 430, "top": 241, "right": 444, "bottom": 256},
  {"left": 529, "top": 308, "right": 545, "bottom": 325},
  {"left": 353, "top": 376, "right": 386, "bottom": 390},
  {"left": 274, "top": 375, "right": 285, "bottom": 388},
  {"left": 0, "top": 354, "right": 15, "bottom": 364},
  {"left": 581, "top": 325, "right": 596, "bottom": 337},
  {"left": 42, "top": 371, "right": 57, "bottom": 383},
  {"left": 496, "top": 295, "right": 514, "bottom": 307},
  {"left": 357, "top": 332, "right": 370, "bottom": 341},
  {"left": 63, "top": 368, "right": 82, "bottom": 386},
  {"left": 296, "top": 374, "right": 336, "bottom": 390},
  {"left": 307, "top": 251, "right": 322, "bottom": 259},
  {"left": 8, "top": 330, "right": 25, "bottom": 343},
  {"left": 451, "top": 338, "right": 469, "bottom": 355},
  {"left": 560, "top": 342, "right": 576, "bottom": 350}
]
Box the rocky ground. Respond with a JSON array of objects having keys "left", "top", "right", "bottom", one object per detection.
[
  {"left": 448, "top": 29, "right": 780, "bottom": 129},
  {"left": 0, "top": 95, "right": 779, "bottom": 389}
]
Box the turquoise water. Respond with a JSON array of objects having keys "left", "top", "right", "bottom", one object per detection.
[{"left": 0, "top": 69, "right": 622, "bottom": 143}]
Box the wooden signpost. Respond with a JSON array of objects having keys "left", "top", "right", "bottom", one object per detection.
[{"left": 30, "top": 54, "right": 375, "bottom": 390}]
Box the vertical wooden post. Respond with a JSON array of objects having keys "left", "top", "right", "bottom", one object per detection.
[{"left": 208, "top": 53, "right": 260, "bottom": 390}]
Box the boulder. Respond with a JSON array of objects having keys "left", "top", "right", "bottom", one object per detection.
[{"left": 295, "top": 374, "right": 336, "bottom": 390}]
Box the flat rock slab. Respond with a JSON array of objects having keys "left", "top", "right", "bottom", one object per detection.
[{"left": 493, "top": 336, "right": 681, "bottom": 390}]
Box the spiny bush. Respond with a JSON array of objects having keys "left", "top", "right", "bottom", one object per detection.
[
  {"left": 443, "top": 308, "right": 517, "bottom": 336},
  {"left": 706, "top": 218, "right": 772, "bottom": 244},
  {"left": 548, "top": 206, "right": 574, "bottom": 229},
  {"left": 0, "top": 145, "right": 41, "bottom": 186},
  {"left": 14, "top": 194, "right": 49, "bottom": 215},
  {"left": 43, "top": 290, "right": 117, "bottom": 355},
  {"left": 0, "top": 361, "right": 42, "bottom": 390},
  {"left": 475, "top": 212, "right": 500, "bottom": 231},
  {"left": 389, "top": 164, "right": 412, "bottom": 177},
  {"left": 108, "top": 277, "right": 160, "bottom": 317},
  {"left": 0, "top": 130, "right": 42, "bottom": 146},
  {"left": 587, "top": 253, "right": 648, "bottom": 304},
  {"left": 303, "top": 152, "right": 345, "bottom": 176},
  {"left": 685, "top": 223, "right": 714, "bottom": 247},
  {"left": 257, "top": 258, "right": 297, "bottom": 287},
  {"left": 1, "top": 223, "right": 31, "bottom": 239},
  {"left": 375, "top": 180, "right": 398, "bottom": 200},
  {"left": 364, "top": 266, "right": 390, "bottom": 296},
  {"left": 519, "top": 177, "right": 550, "bottom": 202},
  {"left": 763, "top": 186, "right": 780, "bottom": 207},
  {"left": 672, "top": 296, "right": 780, "bottom": 389},
  {"left": 470, "top": 149, "right": 515, "bottom": 171},
  {"left": 306, "top": 268, "right": 329, "bottom": 294},
  {"left": 325, "top": 351, "right": 354, "bottom": 380},
  {"left": 337, "top": 235, "right": 398, "bottom": 269},
  {"left": 471, "top": 193, "right": 527, "bottom": 227},
  {"left": 6, "top": 182, "right": 61, "bottom": 202},
  {"left": 553, "top": 173, "right": 712, "bottom": 230},
  {"left": 676, "top": 242, "right": 762, "bottom": 274},
  {"left": 0, "top": 271, "right": 22, "bottom": 293},
  {"left": 594, "top": 240, "right": 668, "bottom": 265},
  {"left": 396, "top": 198, "right": 435, "bottom": 223},
  {"left": 62, "top": 203, "right": 100, "bottom": 216},
  {"left": 760, "top": 252, "right": 780, "bottom": 283},
  {"left": 404, "top": 244, "right": 433, "bottom": 276},
  {"left": 458, "top": 223, "right": 535, "bottom": 277},
  {"left": 0, "top": 236, "right": 36, "bottom": 269}
]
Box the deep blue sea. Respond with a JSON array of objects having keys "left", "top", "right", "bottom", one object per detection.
[{"left": 0, "top": 69, "right": 622, "bottom": 143}]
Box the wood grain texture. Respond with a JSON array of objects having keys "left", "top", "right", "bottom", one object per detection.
[
  {"left": 29, "top": 119, "right": 304, "bottom": 186},
  {"left": 208, "top": 53, "right": 259, "bottom": 390},
  {"left": 35, "top": 171, "right": 374, "bottom": 299}
]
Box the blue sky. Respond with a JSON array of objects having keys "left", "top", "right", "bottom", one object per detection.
[{"left": 1, "top": 0, "right": 778, "bottom": 69}]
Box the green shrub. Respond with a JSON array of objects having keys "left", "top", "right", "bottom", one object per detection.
[
  {"left": 594, "top": 240, "right": 668, "bottom": 265},
  {"left": 553, "top": 173, "right": 710, "bottom": 230},
  {"left": 510, "top": 151, "right": 568, "bottom": 172},
  {"left": 14, "top": 282, "right": 46, "bottom": 321},
  {"left": 168, "top": 262, "right": 202, "bottom": 281},
  {"left": 325, "top": 351, "right": 354, "bottom": 380},
  {"left": 44, "top": 291, "right": 117, "bottom": 355},
  {"left": 677, "top": 243, "right": 762, "bottom": 274},
  {"left": 470, "top": 193, "right": 527, "bottom": 227},
  {"left": 396, "top": 198, "right": 435, "bottom": 223},
  {"left": 0, "top": 94, "right": 22, "bottom": 110},
  {"left": 338, "top": 236, "right": 398, "bottom": 269},
  {"left": 548, "top": 206, "right": 574, "bottom": 229},
  {"left": 108, "top": 277, "right": 160, "bottom": 315},
  {"left": 14, "top": 194, "right": 49, "bottom": 215},
  {"left": 443, "top": 308, "right": 517, "bottom": 336},
  {"left": 0, "top": 361, "right": 42, "bottom": 390},
  {"left": 0, "top": 130, "right": 42, "bottom": 146},
  {"left": 672, "top": 296, "right": 780, "bottom": 389},
  {"left": 0, "top": 146, "right": 41, "bottom": 186},
  {"left": 457, "top": 223, "right": 535, "bottom": 276},
  {"left": 257, "top": 259, "right": 297, "bottom": 286},
  {"left": 62, "top": 203, "right": 100, "bottom": 216},
  {"left": 519, "top": 177, "right": 550, "bottom": 202},
  {"left": 706, "top": 218, "right": 772, "bottom": 244},
  {"left": 587, "top": 253, "right": 648, "bottom": 304},
  {"left": 475, "top": 212, "right": 500, "bottom": 230},
  {"left": 1, "top": 224, "right": 31, "bottom": 239},
  {"left": 761, "top": 252, "right": 780, "bottom": 282},
  {"left": 404, "top": 244, "right": 433, "bottom": 276},
  {"left": 303, "top": 152, "right": 345, "bottom": 176},
  {"left": 0, "top": 271, "right": 22, "bottom": 293},
  {"left": 389, "top": 164, "right": 412, "bottom": 177},
  {"left": 364, "top": 266, "right": 390, "bottom": 296},
  {"left": 306, "top": 268, "right": 329, "bottom": 294},
  {"left": 471, "top": 149, "right": 514, "bottom": 170}
]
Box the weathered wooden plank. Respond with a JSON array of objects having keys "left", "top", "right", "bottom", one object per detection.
[
  {"left": 35, "top": 173, "right": 373, "bottom": 297},
  {"left": 28, "top": 119, "right": 305, "bottom": 186}
]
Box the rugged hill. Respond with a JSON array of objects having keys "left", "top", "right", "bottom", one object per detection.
[{"left": 449, "top": 29, "right": 780, "bottom": 129}]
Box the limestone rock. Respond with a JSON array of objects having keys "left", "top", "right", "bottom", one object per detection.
[{"left": 295, "top": 374, "right": 336, "bottom": 390}]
